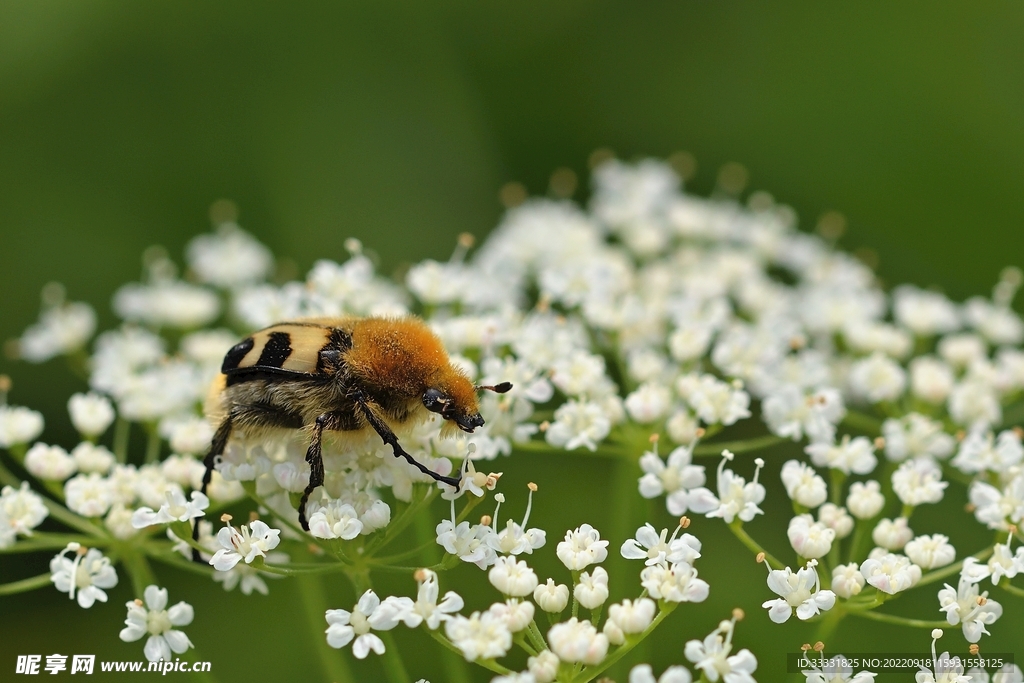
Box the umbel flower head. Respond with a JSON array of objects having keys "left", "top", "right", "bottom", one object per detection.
[{"left": 5, "top": 154, "right": 1024, "bottom": 681}]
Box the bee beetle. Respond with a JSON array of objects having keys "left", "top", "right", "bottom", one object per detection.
[{"left": 197, "top": 316, "right": 511, "bottom": 549}]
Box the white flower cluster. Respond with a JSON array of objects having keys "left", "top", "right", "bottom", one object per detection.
[{"left": 4, "top": 155, "right": 1024, "bottom": 678}]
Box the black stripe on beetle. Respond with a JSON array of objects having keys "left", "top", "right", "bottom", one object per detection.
[
  {"left": 256, "top": 331, "right": 293, "bottom": 368},
  {"left": 222, "top": 337, "right": 255, "bottom": 373}
]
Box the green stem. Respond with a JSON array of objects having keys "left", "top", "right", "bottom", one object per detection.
[
  {"left": 0, "top": 572, "right": 53, "bottom": 595},
  {"left": 842, "top": 411, "right": 883, "bottom": 435},
  {"left": 846, "top": 610, "right": 948, "bottom": 629},
  {"left": 147, "top": 550, "right": 216, "bottom": 578},
  {"left": 144, "top": 422, "right": 161, "bottom": 464},
  {"left": 426, "top": 629, "right": 512, "bottom": 676},
  {"left": 120, "top": 550, "right": 158, "bottom": 597},
  {"left": 571, "top": 602, "right": 676, "bottom": 683},
  {"left": 296, "top": 573, "right": 355, "bottom": 683},
  {"left": 0, "top": 534, "right": 103, "bottom": 553},
  {"left": 378, "top": 632, "right": 411, "bottom": 683},
  {"left": 830, "top": 469, "right": 846, "bottom": 506},
  {"left": 998, "top": 580, "right": 1024, "bottom": 598},
  {"left": 727, "top": 520, "right": 783, "bottom": 568},
  {"left": 916, "top": 547, "right": 994, "bottom": 588},
  {"left": 113, "top": 416, "right": 130, "bottom": 464},
  {"left": 692, "top": 434, "right": 787, "bottom": 456}
]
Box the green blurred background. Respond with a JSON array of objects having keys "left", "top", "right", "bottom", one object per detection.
[{"left": 2, "top": 2, "right": 1024, "bottom": 681}]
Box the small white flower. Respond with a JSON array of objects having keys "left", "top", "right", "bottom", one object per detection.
[
  {"left": 397, "top": 568, "right": 463, "bottom": 629},
  {"left": 556, "top": 523, "right": 609, "bottom": 570},
  {"left": 961, "top": 543, "right": 1024, "bottom": 585},
  {"left": 119, "top": 585, "right": 194, "bottom": 662},
  {"left": 529, "top": 650, "right": 560, "bottom": 683},
  {"left": 445, "top": 610, "right": 513, "bottom": 661},
  {"left": 871, "top": 517, "right": 914, "bottom": 551},
  {"left": 23, "top": 442, "right": 76, "bottom": 481},
  {"left": 817, "top": 503, "right": 853, "bottom": 539},
  {"left": 18, "top": 299, "right": 96, "bottom": 362},
  {"left": 787, "top": 514, "right": 835, "bottom": 559},
  {"left": 882, "top": 414, "right": 955, "bottom": 462},
  {"left": 0, "top": 406, "right": 45, "bottom": 448},
  {"left": 762, "top": 385, "right": 845, "bottom": 444},
  {"left": 909, "top": 356, "right": 955, "bottom": 404},
  {"left": 436, "top": 517, "right": 497, "bottom": 569},
  {"left": 489, "top": 556, "right": 539, "bottom": 597},
  {"left": 938, "top": 576, "right": 1002, "bottom": 643},
  {"left": 213, "top": 551, "right": 287, "bottom": 596},
  {"left": 859, "top": 552, "right": 921, "bottom": 594},
  {"left": 703, "top": 452, "right": 765, "bottom": 524},
  {"left": 968, "top": 475, "right": 1024, "bottom": 530},
  {"left": 893, "top": 285, "right": 960, "bottom": 336},
  {"left": 952, "top": 429, "right": 1023, "bottom": 475},
  {"left": 164, "top": 416, "right": 214, "bottom": 456},
  {"left": 904, "top": 534, "right": 956, "bottom": 570},
  {"left": 186, "top": 223, "right": 274, "bottom": 287},
  {"left": 131, "top": 489, "right": 209, "bottom": 528},
  {"left": 780, "top": 460, "right": 827, "bottom": 508},
  {"left": 573, "top": 566, "right": 609, "bottom": 609},
  {"left": 831, "top": 562, "right": 866, "bottom": 599},
  {"left": 0, "top": 482, "right": 48, "bottom": 536},
  {"left": 608, "top": 598, "right": 656, "bottom": 634},
  {"left": 64, "top": 473, "right": 113, "bottom": 518},
  {"left": 209, "top": 519, "right": 282, "bottom": 571},
  {"left": 848, "top": 352, "right": 907, "bottom": 403},
  {"left": 49, "top": 543, "right": 118, "bottom": 608},
  {"left": 487, "top": 485, "right": 546, "bottom": 556},
  {"left": 621, "top": 522, "right": 702, "bottom": 566},
  {"left": 638, "top": 442, "right": 711, "bottom": 516},
  {"left": 762, "top": 560, "right": 836, "bottom": 624},
  {"left": 805, "top": 435, "right": 877, "bottom": 475},
  {"left": 846, "top": 480, "right": 885, "bottom": 520},
  {"left": 547, "top": 617, "right": 608, "bottom": 665},
  {"left": 682, "top": 374, "right": 751, "bottom": 426},
  {"left": 639, "top": 562, "right": 709, "bottom": 603},
  {"left": 488, "top": 598, "right": 535, "bottom": 633},
  {"left": 71, "top": 442, "right": 115, "bottom": 474},
  {"left": 325, "top": 590, "right": 389, "bottom": 659},
  {"left": 306, "top": 499, "right": 363, "bottom": 540},
  {"left": 625, "top": 382, "right": 673, "bottom": 423},
  {"left": 67, "top": 393, "right": 115, "bottom": 437},
  {"left": 550, "top": 350, "right": 608, "bottom": 397},
  {"left": 534, "top": 579, "right": 570, "bottom": 613},
  {"left": 892, "top": 458, "right": 948, "bottom": 507},
  {"left": 545, "top": 399, "right": 611, "bottom": 451},
  {"left": 948, "top": 379, "right": 1002, "bottom": 430},
  {"left": 628, "top": 663, "right": 693, "bottom": 683},
  {"left": 684, "top": 618, "right": 757, "bottom": 683},
  {"left": 917, "top": 629, "right": 970, "bottom": 683}
]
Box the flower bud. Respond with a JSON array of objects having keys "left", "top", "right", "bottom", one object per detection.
[
  {"left": 489, "top": 556, "right": 539, "bottom": 597},
  {"left": 24, "top": 443, "right": 76, "bottom": 481},
  {"left": 846, "top": 480, "right": 885, "bottom": 519},
  {"left": 68, "top": 393, "right": 115, "bottom": 438},
  {"left": 528, "top": 650, "right": 559, "bottom": 683},
  {"left": 608, "top": 598, "right": 656, "bottom": 634},
  {"left": 817, "top": 503, "right": 854, "bottom": 539},
  {"left": 534, "top": 579, "right": 570, "bottom": 613},
  {"left": 872, "top": 517, "right": 913, "bottom": 551},
  {"left": 787, "top": 514, "right": 835, "bottom": 559},
  {"left": 573, "top": 566, "right": 609, "bottom": 609},
  {"left": 831, "top": 562, "right": 866, "bottom": 598}
]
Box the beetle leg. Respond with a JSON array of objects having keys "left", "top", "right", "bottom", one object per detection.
[
  {"left": 194, "top": 416, "right": 233, "bottom": 562},
  {"left": 298, "top": 412, "right": 342, "bottom": 531},
  {"left": 353, "top": 393, "right": 462, "bottom": 490}
]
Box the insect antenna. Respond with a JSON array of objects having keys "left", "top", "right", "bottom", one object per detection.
[{"left": 477, "top": 382, "right": 513, "bottom": 394}]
